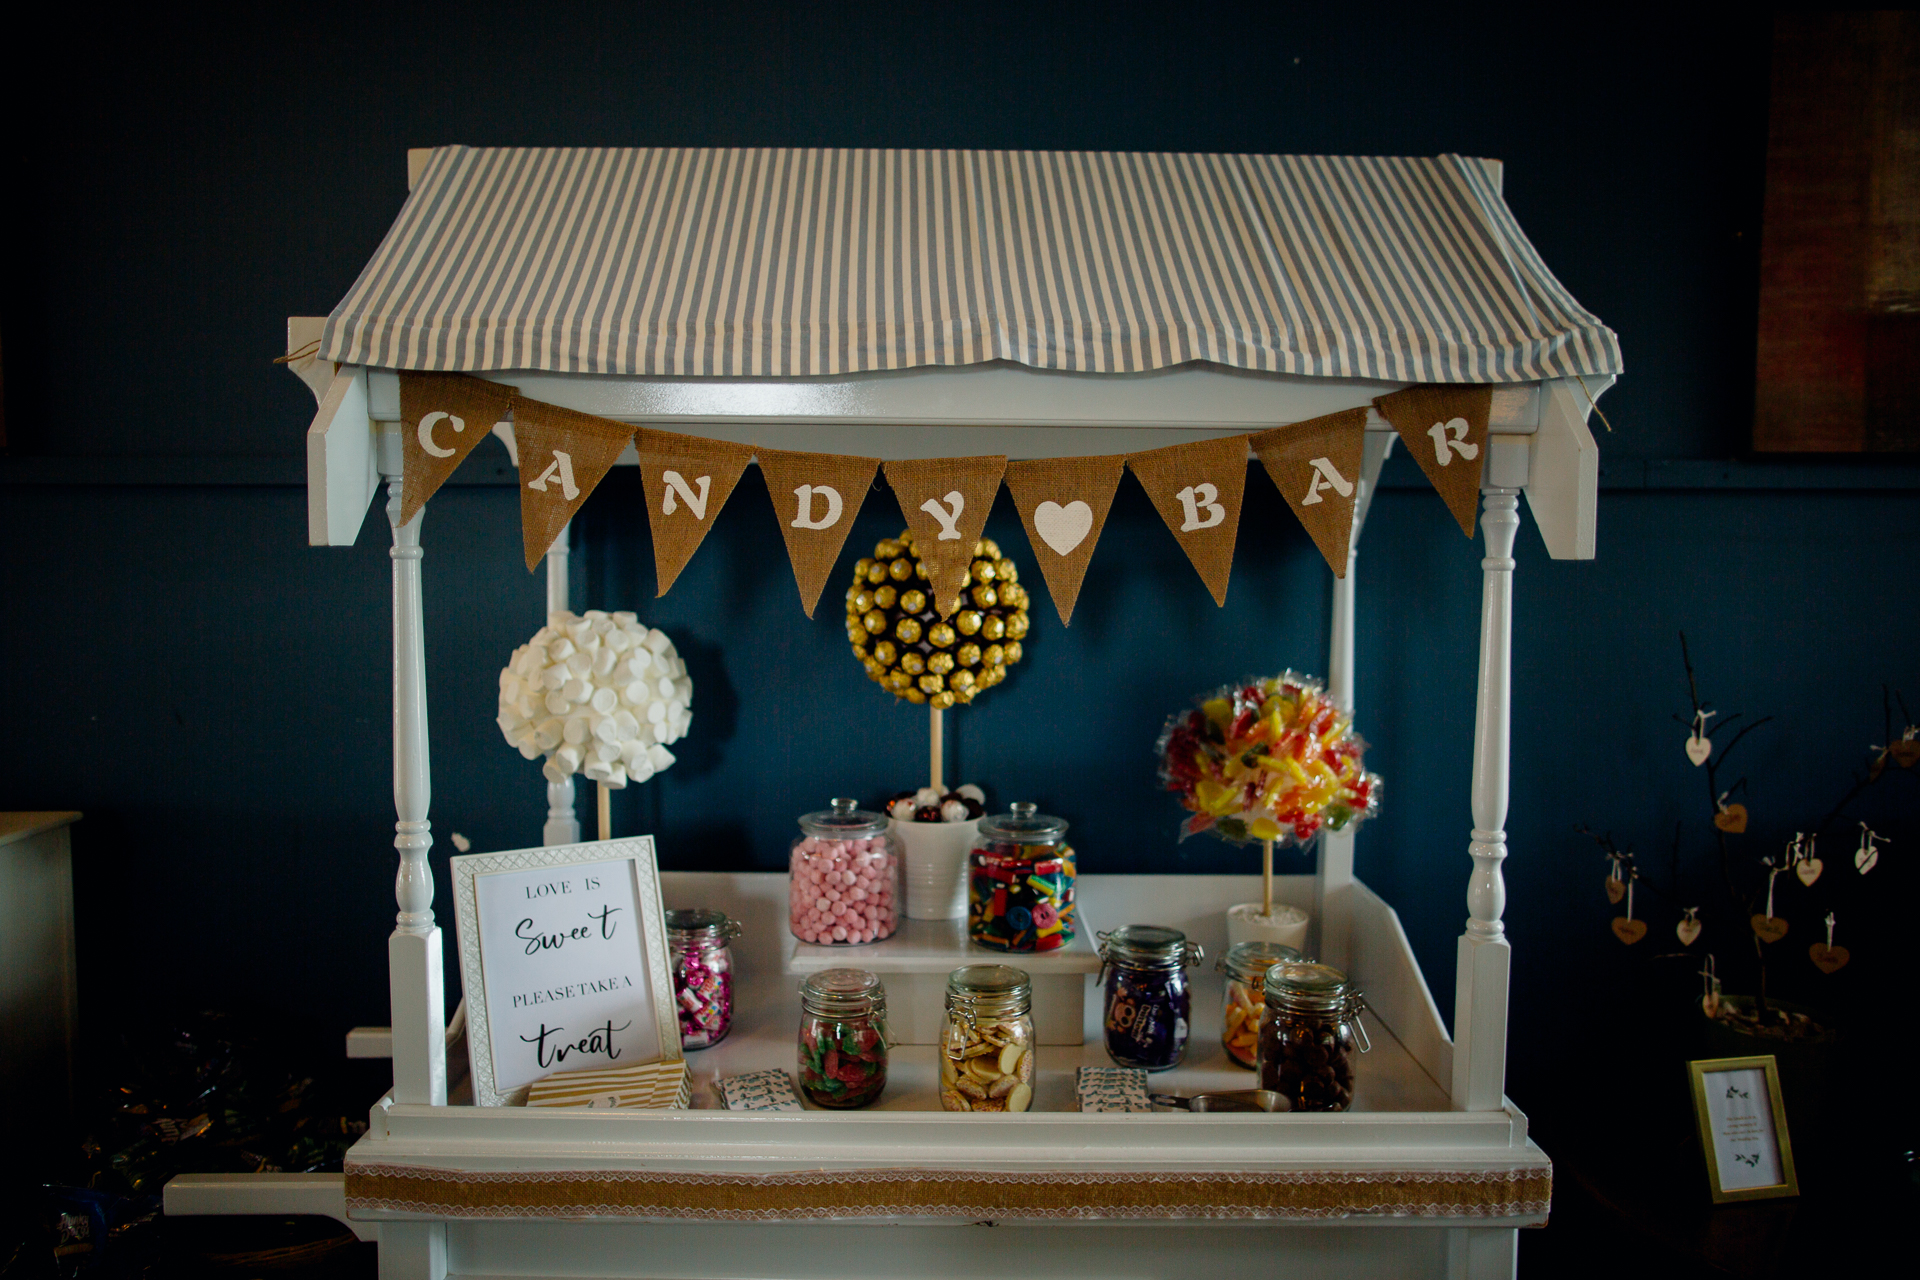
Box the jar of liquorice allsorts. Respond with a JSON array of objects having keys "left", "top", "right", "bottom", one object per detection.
[
  {"left": 1097, "top": 925, "right": 1204, "bottom": 1071},
  {"left": 797, "top": 968, "right": 890, "bottom": 1109},
  {"left": 967, "top": 803, "right": 1075, "bottom": 952},
  {"left": 940, "top": 964, "right": 1035, "bottom": 1113}
]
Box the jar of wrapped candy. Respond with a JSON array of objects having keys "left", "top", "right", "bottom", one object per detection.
[
  {"left": 665, "top": 908, "right": 739, "bottom": 1050},
  {"left": 790, "top": 798, "right": 902, "bottom": 945},
  {"left": 967, "top": 803, "right": 1075, "bottom": 952},
  {"left": 797, "top": 968, "right": 890, "bottom": 1108},
  {"left": 1218, "top": 940, "right": 1302, "bottom": 1068},
  {"left": 1257, "top": 962, "right": 1371, "bottom": 1112},
  {"left": 1096, "top": 925, "right": 1203, "bottom": 1071},
  {"left": 939, "top": 964, "right": 1035, "bottom": 1112}
]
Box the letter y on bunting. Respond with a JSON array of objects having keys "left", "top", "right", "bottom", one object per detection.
[
  {"left": 1250, "top": 407, "right": 1368, "bottom": 577},
  {"left": 1127, "top": 435, "right": 1250, "bottom": 606},
  {"left": 634, "top": 429, "right": 757, "bottom": 596},
  {"left": 1373, "top": 384, "right": 1492, "bottom": 536},
  {"left": 512, "top": 398, "right": 635, "bottom": 572},
  {"left": 883, "top": 456, "right": 1008, "bottom": 617},
  {"left": 756, "top": 446, "right": 880, "bottom": 617},
  {"left": 398, "top": 372, "right": 517, "bottom": 527}
]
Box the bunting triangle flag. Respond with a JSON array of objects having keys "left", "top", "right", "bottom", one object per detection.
[
  {"left": 511, "top": 398, "right": 636, "bottom": 572},
  {"left": 398, "top": 372, "right": 517, "bottom": 527},
  {"left": 882, "top": 456, "right": 1008, "bottom": 617},
  {"left": 634, "top": 429, "right": 757, "bottom": 596},
  {"left": 1250, "top": 407, "right": 1369, "bottom": 577},
  {"left": 756, "top": 446, "right": 880, "bottom": 617},
  {"left": 1373, "top": 384, "right": 1492, "bottom": 536},
  {"left": 1126, "top": 436, "right": 1250, "bottom": 606},
  {"left": 1003, "top": 454, "right": 1127, "bottom": 625}
]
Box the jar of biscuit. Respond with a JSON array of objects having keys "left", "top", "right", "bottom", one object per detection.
[
  {"left": 939, "top": 964, "right": 1035, "bottom": 1112},
  {"left": 790, "top": 798, "right": 902, "bottom": 945},
  {"left": 968, "top": 803, "right": 1075, "bottom": 952},
  {"left": 1256, "top": 962, "right": 1370, "bottom": 1112},
  {"left": 1096, "top": 925, "right": 1203, "bottom": 1071},
  {"left": 1217, "top": 940, "right": 1302, "bottom": 1069},
  {"left": 797, "top": 968, "right": 890, "bottom": 1109}
]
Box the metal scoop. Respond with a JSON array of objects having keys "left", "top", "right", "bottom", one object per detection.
[{"left": 1149, "top": 1089, "right": 1290, "bottom": 1113}]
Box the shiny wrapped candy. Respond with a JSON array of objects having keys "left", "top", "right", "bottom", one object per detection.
[{"left": 845, "top": 531, "right": 1030, "bottom": 707}]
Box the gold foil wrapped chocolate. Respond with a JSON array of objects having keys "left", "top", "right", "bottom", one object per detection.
[{"left": 846, "top": 530, "right": 1031, "bottom": 705}]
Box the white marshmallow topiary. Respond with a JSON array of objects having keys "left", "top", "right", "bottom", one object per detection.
[{"left": 496, "top": 610, "right": 692, "bottom": 789}]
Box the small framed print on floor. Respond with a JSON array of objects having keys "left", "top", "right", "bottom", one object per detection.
[{"left": 1688, "top": 1055, "right": 1799, "bottom": 1204}]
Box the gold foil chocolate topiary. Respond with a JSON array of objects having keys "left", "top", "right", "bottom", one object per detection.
[{"left": 845, "top": 531, "right": 1030, "bottom": 708}]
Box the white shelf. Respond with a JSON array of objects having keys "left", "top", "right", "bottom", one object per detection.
[{"left": 784, "top": 912, "right": 1101, "bottom": 974}]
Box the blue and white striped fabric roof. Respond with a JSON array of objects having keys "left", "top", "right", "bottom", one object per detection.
[{"left": 320, "top": 146, "right": 1621, "bottom": 384}]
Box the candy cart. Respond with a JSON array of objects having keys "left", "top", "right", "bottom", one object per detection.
[{"left": 166, "top": 147, "right": 1616, "bottom": 1279}]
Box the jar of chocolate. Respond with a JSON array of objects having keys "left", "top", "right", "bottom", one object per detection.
[
  {"left": 797, "top": 968, "right": 890, "bottom": 1109},
  {"left": 939, "top": 964, "right": 1035, "bottom": 1112},
  {"left": 967, "top": 803, "right": 1076, "bottom": 952},
  {"left": 1096, "top": 925, "right": 1203, "bottom": 1071},
  {"left": 665, "top": 908, "right": 740, "bottom": 1049},
  {"left": 1256, "top": 962, "right": 1371, "bottom": 1112},
  {"left": 1218, "top": 940, "right": 1303, "bottom": 1069},
  {"left": 789, "top": 798, "right": 902, "bottom": 945}
]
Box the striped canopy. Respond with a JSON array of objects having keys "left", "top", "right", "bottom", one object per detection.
[{"left": 320, "top": 146, "right": 1621, "bottom": 385}]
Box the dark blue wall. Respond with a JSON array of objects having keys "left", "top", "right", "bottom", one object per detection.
[{"left": 3, "top": 3, "right": 1914, "bottom": 1149}]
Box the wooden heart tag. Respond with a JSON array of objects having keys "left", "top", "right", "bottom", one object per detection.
[
  {"left": 1712, "top": 804, "right": 1748, "bottom": 833},
  {"left": 1685, "top": 735, "right": 1711, "bottom": 766},
  {"left": 1701, "top": 991, "right": 1721, "bottom": 1018},
  {"left": 1809, "top": 943, "right": 1850, "bottom": 974},
  {"left": 1676, "top": 917, "right": 1702, "bottom": 946},
  {"left": 1750, "top": 914, "right": 1789, "bottom": 944},
  {"left": 1611, "top": 917, "right": 1648, "bottom": 945},
  {"left": 1795, "top": 857, "right": 1823, "bottom": 886},
  {"left": 1604, "top": 875, "right": 1625, "bottom": 905},
  {"left": 1856, "top": 845, "right": 1879, "bottom": 874}
]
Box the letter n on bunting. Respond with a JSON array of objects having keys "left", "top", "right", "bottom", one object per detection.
[
  {"left": 1003, "top": 455, "right": 1127, "bottom": 625},
  {"left": 1127, "top": 436, "right": 1250, "bottom": 606},
  {"left": 882, "top": 457, "right": 1008, "bottom": 617},
  {"left": 1250, "top": 407, "right": 1368, "bottom": 577},
  {"left": 512, "top": 399, "right": 636, "bottom": 572},
  {"left": 1373, "top": 385, "right": 1493, "bottom": 536},
  {"left": 756, "top": 447, "right": 880, "bottom": 617},
  {"left": 398, "top": 372, "right": 517, "bottom": 527},
  {"left": 634, "top": 429, "right": 758, "bottom": 596}
]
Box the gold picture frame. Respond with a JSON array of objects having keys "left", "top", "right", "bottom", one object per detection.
[{"left": 1688, "top": 1055, "right": 1799, "bottom": 1203}]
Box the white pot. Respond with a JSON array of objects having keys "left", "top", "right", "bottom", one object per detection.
[
  {"left": 1226, "top": 902, "right": 1310, "bottom": 952},
  {"left": 893, "top": 817, "right": 979, "bottom": 920}
]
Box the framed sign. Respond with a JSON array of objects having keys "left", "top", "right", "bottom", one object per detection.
[
  {"left": 451, "top": 836, "right": 680, "bottom": 1107},
  {"left": 1688, "top": 1055, "right": 1799, "bottom": 1203}
]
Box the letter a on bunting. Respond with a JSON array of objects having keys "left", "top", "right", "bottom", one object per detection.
[
  {"left": 883, "top": 456, "right": 1008, "bottom": 618},
  {"left": 1127, "top": 436, "right": 1250, "bottom": 606},
  {"left": 1004, "top": 454, "right": 1127, "bottom": 625},
  {"left": 1250, "top": 408, "right": 1368, "bottom": 577},
  {"left": 1373, "top": 384, "right": 1493, "bottom": 536},
  {"left": 512, "top": 398, "right": 636, "bottom": 572},
  {"left": 634, "top": 429, "right": 757, "bottom": 596},
  {"left": 756, "top": 446, "right": 880, "bottom": 617},
  {"left": 398, "top": 372, "right": 517, "bottom": 527}
]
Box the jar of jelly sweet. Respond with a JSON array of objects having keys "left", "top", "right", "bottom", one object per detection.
[
  {"left": 665, "top": 908, "right": 740, "bottom": 1049},
  {"left": 790, "top": 798, "right": 902, "bottom": 945},
  {"left": 797, "top": 968, "right": 890, "bottom": 1108},
  {"left": 940, "top": 964, "right": 1035, "bottom": 1112},
  {"left": 1217, "top": 940, "right": 1302, "bottom": 1069},
  {"left": 1096, "top": 925, "right": 1203, "bottom": 1070},
  {"left": 1256, "top": 962, "right": 1371, "bottom": 1112},
  {"left": 967, "top": 803, "right": 1075, "bottom": 952}
]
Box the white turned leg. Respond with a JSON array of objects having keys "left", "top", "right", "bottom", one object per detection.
[
  {"left": 1315, "top": 544, "right": 1359, "bottom": 970},
  {"left": 542, "top": 522, "right": 580, "bottom": 847},
  {"left": 1452, "top": 488, "right": 1518, "bottom": 1112},
  {"left": 1446, "top": 1226, "right": 1519, "bottom": 1280},
  {"left": 378, "top": 1221, "right": 447, "bottom": 1280},
  {"left": 387, "top": 477, "right": 447, "bottom": 1107}
]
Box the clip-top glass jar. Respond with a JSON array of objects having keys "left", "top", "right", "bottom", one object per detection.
[
  {"left": 797, "top": 968, "right": 890, "bottom": 1108},
  {"left": 1096, "top": 925, "right": 1203, "bottom": 1070},
  {"left": 665, "top": 908, "right": 740, "bottom": 1049},
  {"left": 968, "top": 803, "right": 1076, "bottom": 952},
  {"left": 1217, "top": 940, "right": 1303, "bottom": 1069},
  {"left": 790, "top": 798, "right": 902, "bottom": 945},
  {"left": 1257, "top": 962, "right": 1371, "bottom": 1111},
  {"left": 939, "top": 964, "right": 1035, "bottom": 1112}
]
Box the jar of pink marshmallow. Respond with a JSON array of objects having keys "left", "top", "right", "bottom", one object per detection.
[{"left": 789, "top": 798, "right": 902, "bottom": 945}]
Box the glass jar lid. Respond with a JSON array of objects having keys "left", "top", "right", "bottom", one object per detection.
[
  {"left": 799, "top": 797, "right": 889, "bottom": 840},
  {"left": 1096, "top": 924, "right": 1203, "bottom": 971},
  {"left": 1263, "top": 961, "right": 1360, "bottom": 1013},
  {"left": 975, "top": 801, "right": 1068, "bottom": 844},
  {"left": 665, "top": 908, "right": 739, "bottom": 942},
  {"left": 800, "top": 967, "right": 887, "bottom": 1018},
  {"left": 1217, "top": 940, "right": 1303, "bottom": 983},
  {"left": 945, "top": 963, "right": 1032, "bottom": 1017}
]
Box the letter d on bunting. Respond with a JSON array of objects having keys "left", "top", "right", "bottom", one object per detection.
[
  {"left": 398, "top": 372, "right": 518, "bottom": 527},
  {"left": 634, "top": 428, "right": 757, "bottom": 596},
  {"left": 511, "top": 397, "right": 636, "bottom": 572},
  {"left": 1373, "top": 384, "right": 1493, "bottom": 536},
  {"left": 1250, "top": 407, "right": 1368, "bottom": 577},
  {"left": 756, "top": 447, "right": 880, "bottom": 617}
]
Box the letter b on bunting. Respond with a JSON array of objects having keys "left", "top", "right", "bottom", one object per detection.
[
  {"left": 634, "top": 429, "right": 757, "bottom": 596},
  {"left": 1127, "top": 436, "right": 1250, "bottom": 606}
]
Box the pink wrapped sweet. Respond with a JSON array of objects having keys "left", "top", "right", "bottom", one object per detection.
[{"left": 789, "top": 799, "right": 902, "bottom": 945}]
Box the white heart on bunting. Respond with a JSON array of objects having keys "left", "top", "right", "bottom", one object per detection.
[{"left": 1034, "top": 500, "right": 1094, "bottom": 556}]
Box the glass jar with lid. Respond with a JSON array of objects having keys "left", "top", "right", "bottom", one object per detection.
[
  {"left": 797, "top": 968, "right": 890, "bottom": 1108},
  {"left": 968, "top": 802, "right": 1076, "bottom": 952},
  {"left": 939, "top": 964, "right": 1035, "bottom": 1112},
  {"left": 665, "top": 908, "right": 740, "bottom": 1049},
  {"left": 1096, "top": 925, "right": 1203, "bottom": 1070},
  {"left": 1256, "top": 962, "right": 1371, "bottom": 1111},
  {"left": 789, "top": 798, "right": 902, "bottom": 945},
  {"left": 1217, "top": 940, "right": 1303, "bottom": 1068}
]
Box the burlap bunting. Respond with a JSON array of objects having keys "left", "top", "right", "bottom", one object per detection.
[
  {"left": 398, "top": 372, "right": 517, "bottom": 527},
  {"left": 882, "top": 456, "right": 1008, "bottom": 617},
  {"left": 634, "top": 429, "right": 757, "bottom": 596},
  {"left": 1127, "top": 436, "right": 1250, "bottom": 607},
  {"left": 1250, "top": 408, "right": 1369, "bottom": 577},
  {"left": 756, "top": 446, "right": 880, "bottom": 617},
  {"left": 1003, "top": 455, "right": 1127, "bottom": 625},
  {"left": 512, "top": 399, "right": 636, "bottom": 572},
  {"left": 1373, "top": 384, "right": 1492, "bottom": 536}
]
